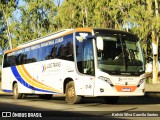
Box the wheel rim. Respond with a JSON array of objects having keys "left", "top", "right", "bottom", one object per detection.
[{"left": 68, "top": 86, "right": 75, "bottom": 98}]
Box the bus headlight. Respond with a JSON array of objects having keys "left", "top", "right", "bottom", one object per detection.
[
  {"left": 137, "top": 78, "right": 145, "bottom": 87},
  {"left": 98, "top": 76, "right": 113, "bottom": 86}
]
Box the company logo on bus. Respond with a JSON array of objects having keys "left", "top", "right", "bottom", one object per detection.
[{"left": 42, "top": 62, "right": 61, "bottom": 73}]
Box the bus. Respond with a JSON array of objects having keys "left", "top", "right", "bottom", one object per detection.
[{"left": 1, "top": 28, "right": 146, "bottom": 104}]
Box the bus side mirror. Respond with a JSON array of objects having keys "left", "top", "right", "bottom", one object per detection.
[{"left": 96, "top": 37, "right": 104, "bottom": 50}]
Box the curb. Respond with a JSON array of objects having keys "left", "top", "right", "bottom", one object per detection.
[{"left": 145, "top": 83, "right": 160, "bottom": 92}]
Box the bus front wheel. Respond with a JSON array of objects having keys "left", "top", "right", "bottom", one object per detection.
[
  {"left": 13, "top": 83, "right": 22, "bottom": 99},
  {"left": 65, "top": 81, "right": 81, "bottom": 104}
]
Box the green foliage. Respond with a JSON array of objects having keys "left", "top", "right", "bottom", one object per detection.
[
  {"left": 0, "top": 0, "right": 19, "bottom": 50},
  {"left": 9, "top": 0, "right": 57, "bottom": 48}
]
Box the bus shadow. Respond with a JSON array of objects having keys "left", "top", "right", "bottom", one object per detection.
[
  {"left": 2, "top": 93, "right": 160, "bottom": 105},
  {"left": 80, "top": 96, "right": 160, "bottom": 105},
  {"left": 48, "top": 95, "right": 160, "bottom": 105},
  {"left": 0, "top": 102, "right": 124, "bottom": 120},
  {"left": 117, "top": 96, "right": 160, "bottom": 105}
]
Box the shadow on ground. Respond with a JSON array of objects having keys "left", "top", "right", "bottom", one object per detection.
[{"left": 0, "top": 102, "right": 125, "bottom": 120}]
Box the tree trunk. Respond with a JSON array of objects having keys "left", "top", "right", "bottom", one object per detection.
[
  {"left": 152, "top": 0, "right": 159, "bottom": 84},
  {"left": 152, "top": 31, "right": 159, "bottom": 84},
  {"left": 2, "top": 8, "right": 12, "bottom": 49}
]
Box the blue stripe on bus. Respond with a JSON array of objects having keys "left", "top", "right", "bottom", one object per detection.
[
  {"left": 11, "top": 66, "right": 56, "bottom": 93},
  {"left": 2, "top": 89, "right": 12, "bottom": 93}
]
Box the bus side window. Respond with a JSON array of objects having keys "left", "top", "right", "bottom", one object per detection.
[
  {"left": 76, "top": 40, "right": 83, "bottom": 73},
  {"left": 58, "top": 44, "right": 67, "bottom": 59},
  {"left": 3, "top": 54, "right": 9, "bottom": 67},
  {"left": 41, "top": 44, "right": 52, "bottom": 60},
  {"left": 8, "top": 56, "right": 16, "bottom": 67},
  {"left": 66, "top": 41, "right": 74, "bottom": 61},
  {"left": 50, "top": 45, "right": 58, "bottom": 59},
  {"left": 16, "top": 54, "right": 22, "bottom": 65},
  {"left": 65, "top": 34, "right": 74, "bottom": 61},
  {"left": 21, "top": 54, "right": 27, "bottom": 64}
]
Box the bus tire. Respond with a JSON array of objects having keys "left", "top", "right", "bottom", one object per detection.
[
  {"left": 13, "top": 83, "right": 22, "bottom": 99},
  {"left": 39, "top": 94, "right": 53, "bottom": 99},
  {"left": 65, "top": 81, "right": 81, "bottom": 104},
  {"left": 103, "top": 96, "right": 119, "bottom": 104}
]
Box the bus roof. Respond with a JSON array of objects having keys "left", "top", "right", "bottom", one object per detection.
[
  {"left": 4, "top": 28, "right": 133, "bottom": 54},
  {"left": 5, "top": 29, "right": 73, "bottom": 54},
  {"left": 18, "top": 29, "right": 73, "bottom": 48},
  {"left": 5, "top": 28, "right": 94, "bottom": 54}
]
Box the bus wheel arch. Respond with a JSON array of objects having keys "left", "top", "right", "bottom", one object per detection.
[
  {"left": 64, "top": 79, "right": 81, "bottom": 104},
  {"left": 13, "top": 82, "right": 23, "bottom": 99},
  {"left": 63, "top": 78, "right": 73, "bottom": 94}
]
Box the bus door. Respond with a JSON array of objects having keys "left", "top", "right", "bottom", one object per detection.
[{"left": 82, "top": 40, "right": 95, "bottom": 96}]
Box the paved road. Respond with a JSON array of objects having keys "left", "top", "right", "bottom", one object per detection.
[{"left": 0, "top": 94, "right": 160, "bottom": 120}]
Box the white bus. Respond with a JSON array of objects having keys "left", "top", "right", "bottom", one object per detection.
[{"left": 1, "top": 28, "right": 146, "bottom": 104}]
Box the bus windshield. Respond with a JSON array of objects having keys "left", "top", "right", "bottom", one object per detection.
[{"left": 96, "top": 32, "right": 144, "bottom": 75}]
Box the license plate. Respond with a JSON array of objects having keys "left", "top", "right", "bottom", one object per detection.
[{"left": 122, "top": 88, "right": 131, "bottom": 92}]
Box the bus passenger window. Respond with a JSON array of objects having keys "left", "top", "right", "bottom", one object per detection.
[
  {"left": 66, "top": 41, "right": 73, "bottom": 61},
  {"left": 50, "top": 45, "right": 58, "bottom": 59},
  {"left": 58, "top": 44, "right": 66, "bottom": 59}
]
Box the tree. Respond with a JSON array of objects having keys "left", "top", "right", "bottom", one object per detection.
[
  {"left": 9, "top": 0, "right": 57, "bottom": 47},
  {"left": 0, "top": 0, "right": 19, "bottom": 49},
  {"left": 150, "top": 0, "right": 160, "bottom": 83},
  {"left": 128, "top": 0, "right": 160, "bottom": 83}
]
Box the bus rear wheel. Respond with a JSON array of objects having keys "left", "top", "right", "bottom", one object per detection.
[
  {"left": 65, "top": 81, "right": 81, "bottom": 104},
  {"left": 103, "top": 96, "right": 119, "bottom": 104},
  {"left": 13, "top": 83, "right": 22, "bottom": 99}
]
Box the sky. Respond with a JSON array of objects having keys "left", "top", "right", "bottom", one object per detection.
[
  {"left": 0, "top": 0, "right": 64, "bottom": 55},
  {"left": 14, "top": 0, "right": 64, "bottom": 20},
  {"left": 18, "top": 0, "right": 63, "bottom": 7}
]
